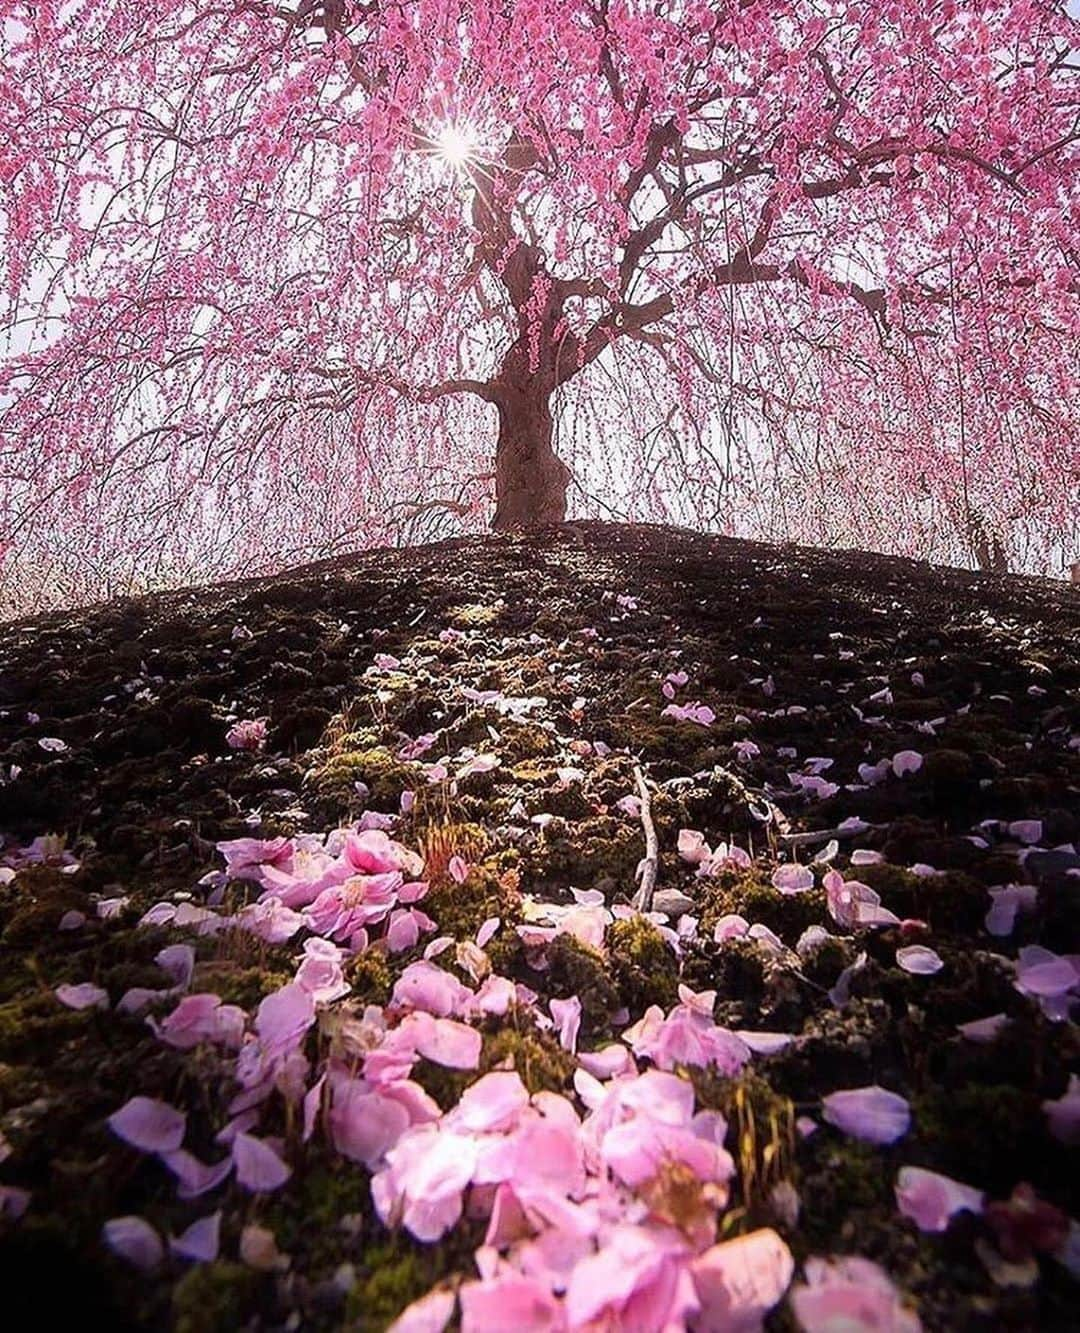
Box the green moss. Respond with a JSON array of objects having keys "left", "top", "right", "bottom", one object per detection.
[
  {"left": 599, "top": 712, "right": 722, "bottom": 775},
  {"left": 348, "top": 950, "right": 394, "bottom": 1007},
  {"left": 510, "top": 759, "right": 559, "bottom": 784},
  {"left": 685, "top": 936, "right": 767, "bottom": 1006},
  {"left": 0, "top": 1060, "right": 42, "bottom": 1109},
  {"left": 913, "top": 1083, "right": 1043, "bottom": 1193},
  {"left": 264, "top": 1156, "right": 371, "bottom": 1266},
  {"left": 192, "top": 961, "right": 293, "bottom": 1010},
  {"left": 526, "top": 817, "right": 643, "bottom": 893},
  {"left": 306, "top": 745, "right": 418, "bottom": 807},
  {"left": 497, "top": 720, "right": 558, "bottom": 761},
  {"left": 1, "top": 866, "right": 87, "bottom": 948},
  {"left": 422, "top": 862, "right": 521, "bottom": 944},
  {"left": 345, "top": 1234, "right": 473, "bottom": 1333},
  {"left": 545, "top": 934, "right": 619, "bottom": 1030},
  {"left": 172, "top": 1262, "right": 260, "bottom": 1333},
  {"left": 0, "top": 991, "right": 94, "bottom": 1063},
  {"left": 607, "top": 916, "right": 679, "bottom": 1013},
  {"left": 699, "top": 874, "right": 826, "bottom": 944},
  {"left": 692, "top": 1070, "right": 795, "bottom": 1214},
  {"left": 856, "top": 863, "right": 987, "bottom": 933},
  {"left": 798, "top": 1139, "right": 894, "bottom": 1249},
  {"left": 481, "top": 1020, "right": 576, "bottom": 1095}
]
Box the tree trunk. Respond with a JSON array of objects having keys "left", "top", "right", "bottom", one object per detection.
[{"left": 491, "top": 382, "right": 570, "bottom": 529}]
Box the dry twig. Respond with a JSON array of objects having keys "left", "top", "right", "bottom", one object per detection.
[{"left": 633, "top": 763, "right": 659, "bottom": 912}]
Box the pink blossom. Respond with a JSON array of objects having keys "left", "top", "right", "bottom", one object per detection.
[
  {"left": 460, "top": 1274, "right": 562, "bottom": 1332},
  {"left": 108, "top": 1095, "right": 186, "bottom": 1153},
  {"left": 218, "top": 835, "right": 294, "bottom": 882},
  {"left": 170, "top": 1211, "right": 222, "bottom": 1262},
  {"left": 234, "top": 895, "right": 306, "bottom": 943},
  {"left": 372, "top": 1124, "right": 479, "bottom": 1241},
  {"left": 895, "top": 945, "right": 943, "bottom": 975},
  {"left": 0, "top": 1186, "right": 30, "bottom": 1220},
  {"left": 564, "top": 1223, "right": 698, "bottom": 1331},
  {"left": 623, "top": 998, "right": 751, "bottom": 1076},
  {"left": 824, "top": 869, "right": 900, "bottom": 929},
  {"left": 662, "top": 702, "right": 715, "bottom": 726},
  {"left": 476, "top": 916, "right": 500, "bottom": 948},
  {"left": 1007, "top": 819, "right": 1043, "bottom": 845},
  {"left": 160, "top": 993, "right": 245, "bottom": 1049},
  {"left": 406, "top": 1012, "right": 482, "bottom": 1069},
  {"left": 295, "top": 937, "right": 350, "bottom": 1003},
  {"left": 305, "top": 870, "right": 402, "bottom": 939},
  {"left": 576, "top": 1044, "right": 637, "bottom": 1081},
  {"left": 1014, "top": 946, "right": 1080, "bottom": 1020},
  {"left": 55, "top": 981, "right": 108, "bottom": 1010},
  {"left": 450, "top": 1072, "right": 530, "bottom": 1134},
  {"left": 713, "top": 914, "right": 750, "bottom": 942},
  {"left": 957, "top": 1012, "right": 1010, "bottom": 1042},
  {"left": 791, "top": 1255, "right": 921, "bottom": 1333},
  {"left": 226, "top": 718, "right": 267, "bottom": 751},
  {"left": 985, "top": 884, "right": 1037, "bottom": 937},
  {"left": 550, "top": 996, "right": 582, "bottom": 1053},
  {"left": 690, "top": 1228, "right": 794, "bottom": 1332},
  {"left": 328, "top": 1079, "right": 412, "bottom": 1166},
  {"left": 393, "top": 961, "right": 474, "bottom": 1017},
  {"left": 895, "top": 1166, "right": 984, "bottom": 1232},
  {"left": 160, "top": 1148, "right": 234, "bottom": 1198},
  {"left": 772, "top": 863, "right": 814, "bottom": 894},
  {"left": 255, "top": 982, "right": 315, "bottom": 1059},
  {"left": 891, "top": 750, "right": 923, "bottom": 777},
  {"left": 232, "top": 1133, "right": 291, "bottom": 1192},
  {"left": 155, "top": 943, "right": 195, "bottom": 988},
  {"left": 388, "top": 1288, "right": 456, "bottom": 1333},
  {"left": 103, "top": 1216, "right": 164, "bottom": 1270},
  {"left": 343, "top": 828, "right": 424, "bottom": 878},
  {"left": 822, "top": 1086, "right": 911, "bottom": 1145}
]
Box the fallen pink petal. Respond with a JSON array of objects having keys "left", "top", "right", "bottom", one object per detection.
[{"left": 822, "top": 1086, "right": 911, "bottom": 1145}]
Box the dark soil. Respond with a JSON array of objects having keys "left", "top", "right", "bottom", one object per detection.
[{"left": 1, "top": 521, "right": 1078, "bottom": 1331}]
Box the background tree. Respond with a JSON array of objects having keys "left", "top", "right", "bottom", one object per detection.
[{"left": 1, "top": 0, "right": 1077, "bottom": 609}]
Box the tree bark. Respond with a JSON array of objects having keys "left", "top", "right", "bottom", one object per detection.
[{"left": 490, "top": 363, "right": 570, "bottom": 530}]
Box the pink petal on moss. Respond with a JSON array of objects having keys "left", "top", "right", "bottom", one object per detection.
[
  {"left": 460, "top": 1274, "right": 562, "bottom": 1332},
  {"left": 170, "top": 1211, "right": 222, "bottom": 1262},
  {"left": 56, "top": 982, "right": 109, "bottom": 1011},
  {"left": 452, "top": 1071, "right": 529, "bottom": 1134},
  {"left": 691, "top": 1227, "right": 794, "bottom": 1332},
  {"left": 895, "top": 1166, "right": 984, "bottom": 1232},
  {"left": 822, "top": 1086, "right": 911, "bottom": 1145},
  {"left": 108, "top": 1096, "right": 186, "bottom": 1153},
  {"left": 414, "top": 1017, "right": 482, "bottom": 1069},
  {"left": 160, "top": 1148, "right": 233, "bottom": 1199},
  {"left": 896, "top": 945, "right": 944, "bottom": 975},
  {"left": 103, "top": 1216, "right": 163, "bottom": 1270},
  {"left": 232, "top": 1133, "right": 291, "bottom": 1192},
  {"left": 388, "top": 1288, "right": 456, "bottom": 1333},
  {"left": 772, "top": 864, "right": 814, "bottom": 895}
]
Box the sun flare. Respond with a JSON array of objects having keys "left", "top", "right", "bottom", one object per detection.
[{"left": 434, "top": 122, "right": 477, "bottom": 168}]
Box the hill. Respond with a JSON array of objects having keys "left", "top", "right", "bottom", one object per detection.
[{"left": 1, "top": 522, "right": 1078, "bottom": 1331}]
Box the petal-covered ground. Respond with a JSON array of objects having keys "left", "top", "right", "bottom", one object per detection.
[{"left": 0, "top": 522, "right": 1078, "bottom": 1331}]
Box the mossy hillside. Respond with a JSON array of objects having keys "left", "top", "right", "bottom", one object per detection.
[{"left": 1, "top": 525, "right": 1077, "bottom": 1332}]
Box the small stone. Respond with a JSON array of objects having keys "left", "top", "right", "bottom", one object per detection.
[{"left": 652, "top": 888, "right": 695, "bottom": 918}]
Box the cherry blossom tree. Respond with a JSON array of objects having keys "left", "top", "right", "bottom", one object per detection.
[{"left": 1, "top": 0, "right": 1077, "bottom": 606}]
